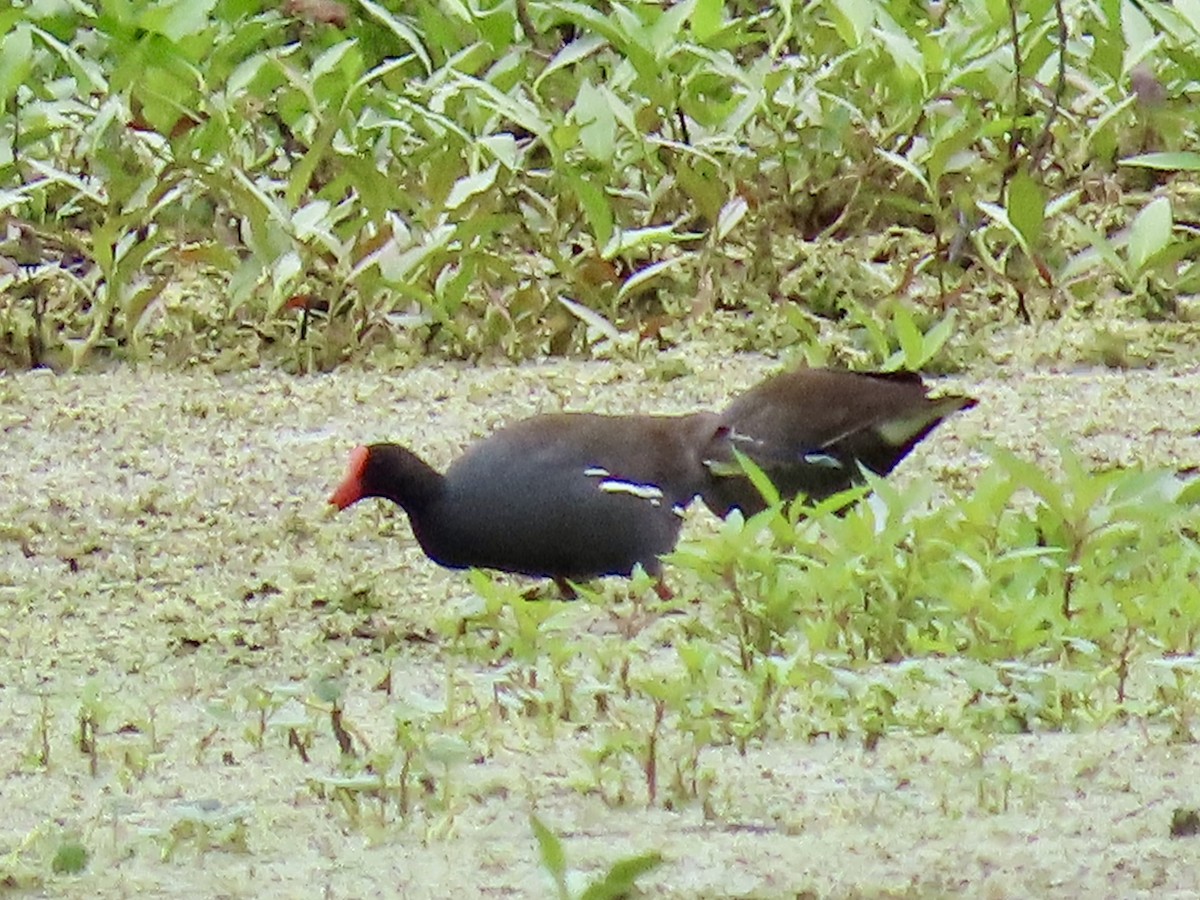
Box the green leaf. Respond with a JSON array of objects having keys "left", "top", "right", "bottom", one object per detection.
[
  {"left": 691, "top": 0, "right": 724, "bottom": 41},
  {"left": 452, "top": 71, "right": 550, "bottom": 145},
  {"left": 976, "top": 200, "right": 1031, "bottom": 255},
  {"left": 990, "top": 448, "right": 1071, "bottom": 528},
  {"left": 358, "top": 0, "right": 432, "bottom": 73},
  {"left": 1176, "top": 478, "right": 1200, "bottom": 508},
  {"left": 920, "top": 309, "right": 957, "bottom": 364},
  {"left": 872, "top": 19, "right": 924, "bottom": 89},
  {"left": 573, "top": 80, "right": 616, "bottom": 163},
  {"left": 446, "top": 162, "right": 499, "bottom": 210},
  {"left": 139, "top": 0, "right": 217, "bottom": 41},
  {"left": 1128, "top": 196, "right": 1172, "bottom": 275},
  {"left": 425, "top": 735, "right": 470, "bottom": 769},
  {"left": 1120, "top": 152, "right": 1200, "bottom": 172},
  {"left": 580, "top": 852, "right": 665, "bottom": 900},
  {"left": 1121, "top": 0, "right": 1156, "bottom": 62},
  {"left": 531, "top": 816, "right": 570, "bottom": 899},
  {"left": 122, "top": 277, "right": 168, "bottom": 342},
  {"left": 559, "top": 297, "right": 621, "bottom": 341},
  {"left": 377, "top": 223, "right": 455, "bottom": 283},
  {"left": 568, "top": 172, "right": 614, "bottom": 248},
  {"left": 875, "top": 148, "right": 932, "bottom": 197},
  {"left": 30, "top": 25, "right": 107, "bottom": 94},
  {"left": 616, "top": 254, "right": 694, "bottom": 303},
  {"left": 1178, "top": 0, "right": 1200, "bottom": 35},
  {"left": 0, "top": 23, "right": 32, "bottom": 103},
  {"left": 890, "top": 304, "right": 924, "bottom": 370},
  {"left": 1007, "top": 172, "right": 1046, "bottom": 248},
  {"left": 310, "top": 39, "right": 358, "bottom": 84},
  {"left": 735, "top": 448, "right": 782, "bottom": 509},
  {"left": 292, "top": 200, "right": 332, "bottom": 238},
  {"left": 534, "top": 35, "right": 606, "bottom": 91},
  {"left": 602, "top": 224, "right": 697, "bottom": 259},
  {"left": 1062, "top": 223, "right": 1126, "bottom": 281},
  {"left": 716, "top": 196, "right": 749, "bottom": 241},
  {"left": 829, "top": 0, "right": 874, "bottom": 46}
]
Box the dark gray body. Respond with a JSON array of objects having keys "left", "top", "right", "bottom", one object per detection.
[{"left": 362, "top": 413, "right": 721, "bottom": 580}]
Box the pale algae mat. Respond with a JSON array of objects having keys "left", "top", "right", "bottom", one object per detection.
[{"left": 2, "top": 357, "right": 1200, "bottom": 898}]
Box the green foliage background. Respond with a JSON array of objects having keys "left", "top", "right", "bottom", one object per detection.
[{"left": 3, "top": 0, "right": 1200, "bottom": 369}]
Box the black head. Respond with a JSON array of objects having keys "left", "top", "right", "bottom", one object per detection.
[{"left": 329, "top": 443, "right": 444, "bottom": 513}]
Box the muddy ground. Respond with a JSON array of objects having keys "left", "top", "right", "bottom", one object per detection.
[{"left": 2, "top": 356, "right": 1200, "bottom": 898}]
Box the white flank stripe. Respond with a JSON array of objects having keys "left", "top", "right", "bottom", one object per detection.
[
  {"left": 728, "top": 429, "right": 765, "bottom": 448},
  {"left": 802, "top": 453, "right": 844, "bottom": 469},
  {"left": 599, "top": 479, "right": 664, "bottom": 502},
  {"left": 584, "top": 467, "right": 611, "bottom": 478}
]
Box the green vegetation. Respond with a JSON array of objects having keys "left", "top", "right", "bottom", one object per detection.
[
  {"left": 3, "top": 0, "right": 1200, "bottom": 369},
  {"left": 2, "top": 363, "right": 1198, "bottom": 894},
  {"left": 4, "top": 0, "right": 1200, "bottom": 892}
]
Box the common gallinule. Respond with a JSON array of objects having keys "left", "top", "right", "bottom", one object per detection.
[
  {"left": 330, "top": 412, "right": 724, "bottom": 592},
  {"left": 699, "top": 368, "right": 976, "bottom": 516}
]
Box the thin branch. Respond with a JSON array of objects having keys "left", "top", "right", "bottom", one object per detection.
[
  {"left": 1029, "top": 0, "right": 1068, "bottom": 170},
  {"left": 1002, "top": 0, "right": 1023, "bottom": 197}
]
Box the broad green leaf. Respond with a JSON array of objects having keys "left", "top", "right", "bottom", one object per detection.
[
  {"left": 480, "top": 134, "right": 519, "bottom": 170},
  {"left": 872, "top": 22, "right": 924, "bottom": 89},
  {"left": 227, "top": 51, "right": 272, "bottom": 97},
  {"left": 1007, "top": 172, "right": 1046, "bottom": 248},
  {"left": 716, "top": 196, "right": 749, "bottom": 240},
  {"left": 555, "top": 2, "right": 657, "bottom": 78},
  {"left": 1121, "top": 0, "right": 1156, "bottom": 67},
  {"left": 358, "top": 0, "right": 432, "bottom": 73},
  {"left": 602, "top": 224, "right": 697, "bottom": 259},
  {"left": 648, "top": 0, "right": 694, "bottom": 58},
  {"left": 139, "top": 0, "right": 217, "bottom": 41},
  {"left": 829, "top": 0, "right": 874, "bottom": 46},
  {"left": 691, "top": 0, "right": 724, "bottom": 42},
  {"left": 30, "top": 25, "right": 107, "bottom": 93},
  {"left": 559, "top": 297, "right": 621, "bottom": 341},
  {"left": 292, "top": 200, "right": 332, "bottom": 238},
  {"left": 573, "top": 80, "right": 616, "bottom": 163},
  {"left": 616, "top": 254, "right": 694, "bottom": 303},
  {"left": 533, "top": 35, "right": 606, "bottom": 91},
  {"left": 0, "top": 23, "right": 32, "bottom": 103},
  {"left": 920, "top": 309, "right": 957, "bottom": 363},
  {"left": 272, "top": 249, "right": 302, "bottom": 291},
  {"left": 445, "top": 162, "right": 499, "bottom": 210},
  {"left": 1120, "top": 152, "right": 1200, "bottom": 172},
  {"left": 580, "top": 852, "right": 665, "bottom": 900},
  {"left": 377, "top": 223, "right": 455, "bottom": 283},
  {"left": 311, "top": 39, "right": 358, "bottom": 84},
  {"left": 1178, "top": 0, "right": 1200, "bottom": 36},
  {"left": 1128, "top": 196, "right": 1172, "bottom": 274},
  {"left": 452, "top": 72, "right": 549, "bottom": 143}
]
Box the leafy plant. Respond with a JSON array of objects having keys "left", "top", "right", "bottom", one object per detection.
[{"left": 531, "top": 814, "right": 663, "bottom": 900}]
